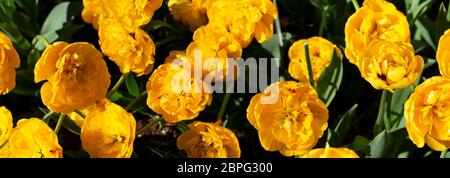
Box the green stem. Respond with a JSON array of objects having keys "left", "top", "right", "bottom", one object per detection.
[
  {"left": 126, "top": 91, "right": 148, "bottom": 111},
  {"left": 376, "top": 90, "right": 389, "bottom": 132},
  {"left": 43, "top": 111, "right": 55, "bottom": 123},
  {"left": 136, "top": 118, "right": 163, "bottom": 136},
  {"left": 54, "top": 114, "right": 65, "bottom": 134},
  {"left": 304, "top": 43, "right": 315, "bottom": 88},
  {"left": 318, "top": 6, "right": 329, "bottom": 37},
  {"left": 351, "top": 0, "right": 360, "bottom": 10},
  {"left": 217, "top": 93, "right": 232, "bottom": 124},
  {"left": 35, "top": 35, "right": 50, "bottom": 47},
  {"left": 155, "top": 36, "right": 178, "bottom": 47},
  {"left": 273, "top": 0, "right": 289, "bottom": 80},
  {"left": 441, "top": 149, "right": 448, "bottom": 158},
  {"left": 107, "top": 73, "right": 129, "bottom": 98}
]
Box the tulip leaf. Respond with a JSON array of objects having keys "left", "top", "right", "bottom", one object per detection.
[
  {"left": 41, "top": 1, "right": 82, "bottom": 35},
  {"left": 368, "top": 130, "right": 388, "bottom": 158},
  {"left": 406, "top": 0, "right": 433, "bottom": 25},
  {"left": 261, "top": 34, "right": 281, "bottom": 59},
  {"left": 0, "top": 0, "right": 32, "bottom": 55},
  {"left": 415, "top": 18, "right": 436, "bottom": 51},
  {"left": 316, "top": 49, "right": 343, "bottom": 106},
  {"left": 33, "top": 24, "right": 84, "bottom": 50},
  {"left": 415, "top": 2, "right": 450, "bottom": 52},
  {"left": 126, "top": 74, "right": 140, "bottom": 98},
  {"left": 424, "top": 58, "right": 437, "bottom": 70},
  {"left": 50, "top": 114, "right": 81, "bottom": 135},
  {"left": 328, "top": 104, "right": 358, "bottom": 145},
  {"left": 435, "top": 2, "right": 450, "bottom": 47},
  {"left": 62, "top": 117, "right": 81, "bottom": 135},
  {"left": 368, "top": 129, "right": 409, "bottom": 158},
  {"left": 347, "top": 135, "right": 370, "bottom": 155},
  {"left": 34, "top": 2, "right": 84, "bottom": 50}
]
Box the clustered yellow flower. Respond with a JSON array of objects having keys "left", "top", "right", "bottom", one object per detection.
[
  {"left": 302, "top": 143, "right": 359, "bottom": 158},
  {"left": 146, "top": 62, "right": 212, "bottom": 123},
  {"left": 207, "top": 0, "right": 278, "bottom": 47},
  {"left": 404, "top": 76, "right": 450, "bottom": 151},
  {"left": 344, "top": 0, "right": 410, "bottom": 64},
  {"left": 1, "top": 117, "right": 63, "bottom": 158},
  {"left": 82, "top": 0, "right": 161, "bottom": 76},
  {"left": 357, "top": 40, "right": 423, "bottom": 91},
  {"left": 247, "top": 81, "right": 328, "bottom": 156},
  {"left": 0, "top": 107, "right": 13, "bottom": 148},
  {"left": 168, "top": 0, "right": 277, "bottom": 46},
  {"left": 34, "top": 42, "right": 111, "bottom": 114},
  {"left": 0, "top": 32, "right": 20, "bottom": 95},
  {"left": 186, "top": 23, "right": 242, "bottom": 80},
  {"left": 82, "top": 0, "right": 163, "bottom": 30},
  {"left": 177, "top": 121, "right": 241, "bottom": 158},
  {"left": 99, "top": 20, "right": 156, "bottom": 76},
  {"left": 288, "top": 37, "right": 343, "bottom": 83},
  {"left": 167, "top": 0, "right": 210, "bottom": 31},
  {"left": 437, "top": 28, "right": 450, "bottom": 78},
  {"left": 345, "top": 0, "right": 423, "bottom": 92},
  {"left": 80, "top": 99, "right": 136, "bottom": 158}
]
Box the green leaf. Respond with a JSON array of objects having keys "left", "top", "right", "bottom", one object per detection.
[
  {"left": 368, "top": 130, "right": 388, "bottom": 158},
  {"left": 177, "top": 122, "right": 190, "bottom": 133},
  {"left": 41, "top": 1, "right": 83, "bottom": 35},
  {"left": 62, "top": 117, "right": 81, "bottom": 135},
  {"left": 126, "top": 74, "right": 140, "bottom": 98},
  {"left": 424, "top": 58, "right": 437, "bottom": 70},
  {"left": 26, "top": 48, "right": 40, "bottom": 68},
  {"left": 347, "top": 135, "right": 370, "bottom": 155},
  {"left": 368, "top": 129, "right": 408, "bottom": 158},
  {"left": 33, "top": 24, "right": 84, "bottom": 50},
  {"left": 329, "top": 104, "right": 358, "bottom": 145},
  {"left": 415, "top": 18, "right": 436, "bottom": 51},
  {"left": 33, "top": 2, "right": 84, "bottom": 50},
  {"left": 51, "top": 114, "right": 81, "bottom": 135},
  {"left": 110, "top": 91, "right": 124, "bottom": 102},
  {"left": 261, "top": 34, "right": 281, "bottom": 59},
  {"left": 406, "top": 0, "right": 433, "bottom": 25},
  {"left": 316, "top": 49, "right": 343, "bottom": 106},
  {"left": 435, "top": 2, "right": 450, "bottom": 47}
]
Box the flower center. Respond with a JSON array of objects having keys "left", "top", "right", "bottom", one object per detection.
[
  {"left": 196, "top": 132, "right": 223, "bottom": 157},
  {"left": 57, "top": 53, "right": 85, "bottom": 82},
  {"left": 113, "top": 135, "right": 126, "bottom": 144}
]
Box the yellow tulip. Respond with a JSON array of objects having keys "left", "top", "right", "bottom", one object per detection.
[
  {"left": 207, "top": 0, "right": 278, "bottom": 47},
  {"left": 34, "top": 42, "right": 111, "bottom": 114},
  {"left": 186, "top": 23, "right": 242, "bottom": 80},
  {"left": 0, "top": 32, "right": 20, "bottom": 95},
  {"left": 80, "top": 100, "right": 136, "bottom": 158},
  {"left": 302, "top": 143, "right": 359, "bottom": 158},
  {"left": 4, "top": 118, "right": 63, "bottom": 158},
  {"left": 168, "top": 0, "right": 209, "bottom": 31},
  {"left": 0, "top": 107, "right": 13, "bottom": 147},
  {"left": 177, "top": 121, "right": 241, "bottom": 158},
  {"left": 82, "top": 0, "right": 163, "bottom": 29},
  {"left": 344, "top": 0, "right": 410, "bottom": 64},
  {"left": 146, "top": 63, "right": 212, "bottom": 123},
  {"left": 437, "top": 28, "right": 450, "bottom": 78},
  {"left": 288, "top": 37, "right": 343, "bottom": 83},
  {"left": 404, "top": 76, "right": 450, "bottom": 151},
  {"left": 357, "top": 40, "right": 423, "bottom": 91},
  {"left": 99, "top": 20, "right": 156, "bottom": 76},
  {"left": 247, "top": 81, "right": 328, "bottom": 157}
]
